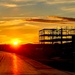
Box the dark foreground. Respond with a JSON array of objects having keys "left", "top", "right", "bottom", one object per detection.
[
  {"left": 0, "top": 51, "right": 75, "bottom": 75},
  {"left": 36, "top": 57, "right": 75, "bottom": 72}
]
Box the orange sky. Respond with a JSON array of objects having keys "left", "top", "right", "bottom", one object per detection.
[
  {"left": 0, "top": 16, "right": 75, "bottom": 44},
  {"left": 0, "top": 0, "right": 75, "bottom": 44}
]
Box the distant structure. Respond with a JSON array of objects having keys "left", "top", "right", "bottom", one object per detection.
[{"left": 39, "top": 27, "right": 75, "bottom": 44}]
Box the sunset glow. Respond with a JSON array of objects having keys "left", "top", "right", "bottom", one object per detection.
[
  {"left": 10, "top": 39, "right": 21, "bottom": 47},
  {"left": 13, "top": 41, "right": 18, "bottom": 46},
  {"left": 0, "top": 0, "right": 75, "bottom": 44}
]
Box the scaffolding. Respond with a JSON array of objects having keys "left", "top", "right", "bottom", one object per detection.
[{"left": 39, "top": 27, "right": 75, "bottom": 44}]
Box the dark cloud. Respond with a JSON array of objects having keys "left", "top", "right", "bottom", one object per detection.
[
  {"left": 56, "top": 16, "right": 75, "bottom": 21},
  {"left": 26, "top": 16, "right": 75, "bottom": 24},
  {"left": 26, "top": 19, "right": 66, "bottom": 24}
]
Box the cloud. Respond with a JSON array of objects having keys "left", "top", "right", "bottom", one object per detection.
[
  {"left": 0, "top": 3, "right": 18, "bottom": 7},
  {"left": 0, "top": 21, "right": 5, "bottom": 24},
  {"left": 0, "top": 2, "right": 35, "bottom": 8},
  {"left": 0, "top": 19, "right": 40, "bottom": 30},
  {"left": 0, "top": 16, "right": 75, "bottom": 29},
  {"left": 25, "top": 24, "right": 39, "bottom": 28},
  {"left": 0, "top": 20, "right": 25, "bottom": 29},
  {"left": 48, "top": 16, "right": 75, "bottom": 21},
  {"left": 26, "top": 18, "right": 65, "bottom": 24},
  {"left": 11, "top": 0, "right": 75, "bottom": 4},
  {"left": 61, "top": 7, "right": 75, "bottom": 12},
  {"left": 1, "top": 0, "right": 75, "bottom": 9},
  {"left": 25, "top": 16, "right": 75, "bottom": 24},
  {"left": 46, "top": 0, "right": 75, "bottom": 5},
  {"left": 0, "top": 35, "right": 7, "bottom": 38},
  {"left": 0, "top": 0, "right": 75, "bottom": 9},
  {"left": 47, "top": 16, "right": 66, "bottom": 20},
  {"left": 12, "top": 0, "right": 46, "bottom": 2},
  {"left": 11, "top": 0, "right": 32, "bottom": 2}
]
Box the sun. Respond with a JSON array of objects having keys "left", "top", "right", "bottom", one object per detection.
[
  {"left": 13, "top": 41, "right": 18, "bottom": 45},
  {"left": 10, "top": 38, "right": 21, "bottom": 47}
]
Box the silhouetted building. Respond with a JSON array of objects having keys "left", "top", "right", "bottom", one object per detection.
[
  {"left": 39, "top": 27, "right": 75, "bottom": 44},
  {"left": 72, "top": 35, "right": 75, "bottom": 45}
]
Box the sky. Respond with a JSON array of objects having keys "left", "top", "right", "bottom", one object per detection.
[{"left": 0, "top": 0, "right": 75, "bottom": 44}]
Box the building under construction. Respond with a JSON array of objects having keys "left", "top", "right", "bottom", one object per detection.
[{"left": 39, "top": 27, "right": 75, "bottom": 44}]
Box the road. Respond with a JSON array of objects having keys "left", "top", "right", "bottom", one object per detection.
[{"left": 0, "top": 51, "right": 75, "bottom": 75}]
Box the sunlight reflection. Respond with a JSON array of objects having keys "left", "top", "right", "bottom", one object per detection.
[{"left": 13, "top": 54, "right": 18, "bottom": 75}]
